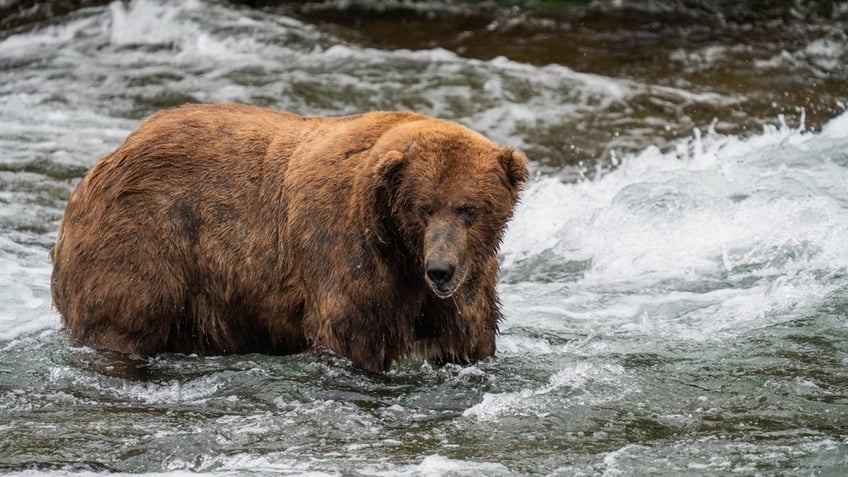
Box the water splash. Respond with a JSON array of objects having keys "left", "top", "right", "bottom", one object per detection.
[{"left": 501, "top": 111, "right": 848, "bottom": 345}]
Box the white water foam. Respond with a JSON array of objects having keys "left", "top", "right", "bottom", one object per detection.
[
  {"left": 0, "top": 236, "right": 57, "bottom": 341},
  {"left": 45, "top": 364, "right": 223, "bottom": 404},
  {"left": 500, "top": 111, "right": 848, "bottom": 344},
  {"left": 109, "top": 0, "right": 204, "bottom": 47},
  {"left": 755, "top": 35, "right": 848, "bottom": 77},
  {"left": 463, "top": 361, "right": 631, "bottom": 421},
  {"left": 108, "top": 0, "right": 271, "bottom": 67},
  {"left": 364, "top": 454, "right": 512, "bottom": 477}
]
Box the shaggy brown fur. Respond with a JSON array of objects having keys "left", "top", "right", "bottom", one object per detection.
[{"left": 50, "top": 103, "right": 529, "bottom": 372}]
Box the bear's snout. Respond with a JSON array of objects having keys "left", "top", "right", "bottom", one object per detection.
[
  {"left": 423, "top": 217, "right": 466, "bottom": 298},
  {"left": 426, "top": 259, "right": 455, "bottom": 288}
]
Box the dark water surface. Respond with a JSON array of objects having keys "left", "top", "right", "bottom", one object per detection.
[{"left": 1, "top": 1, "right": 848, "bottom": 475}]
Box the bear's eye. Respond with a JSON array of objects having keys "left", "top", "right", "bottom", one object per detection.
[
  {"left": 457, "top": 204, "right": 478, "bottom": 222},
  {"left": 417, "top": 202, "right": 432, "bottom": 220}
]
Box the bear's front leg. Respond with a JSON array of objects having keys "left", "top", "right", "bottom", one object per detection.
[{"left": 303, "top": 293, "right": 409, "bottom": 373}]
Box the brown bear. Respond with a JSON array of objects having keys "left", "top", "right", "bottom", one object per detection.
[{"left": 50, "top": 103, "right": 529, "bottom": 373}]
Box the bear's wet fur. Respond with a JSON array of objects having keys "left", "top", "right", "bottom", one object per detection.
[{"left": 50, "top": 103, "right": 529, "bottom": 372}]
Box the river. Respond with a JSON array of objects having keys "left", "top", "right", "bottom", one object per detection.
[{"left": 1, "top": 0, "right": 847, "bottom": 475}]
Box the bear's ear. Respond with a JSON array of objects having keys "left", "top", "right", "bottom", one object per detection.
[
  {"left": 374, "top": 150, "right": 405, "bottom": 184},
  {"left": 498, "top": 147, "right": 530, "bottom": 188}
]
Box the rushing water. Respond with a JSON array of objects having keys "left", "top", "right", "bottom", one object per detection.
[{"left": 2, "top": 0, "right": 848, "bottom": 475}]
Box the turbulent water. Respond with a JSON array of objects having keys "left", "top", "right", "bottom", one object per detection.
[{"left": 2, "top": 0, "right": 848, "bottom": 475}]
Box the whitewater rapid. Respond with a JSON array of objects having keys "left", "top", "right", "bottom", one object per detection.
[{"left": 2, "top": 0, "right": 848, "bottom": 474}]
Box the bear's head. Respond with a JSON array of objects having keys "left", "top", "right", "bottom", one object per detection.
[{"left": 371, "top": 121, "right": 529, "bottom": 299}]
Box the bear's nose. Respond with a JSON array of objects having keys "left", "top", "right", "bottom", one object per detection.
[{"left": 426, "top": 259, "right": 455, "bottom": 286}]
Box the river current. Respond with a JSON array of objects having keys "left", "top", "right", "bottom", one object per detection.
[{"left": 1, "top": 0, "right": 847, "bottom": 475}]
